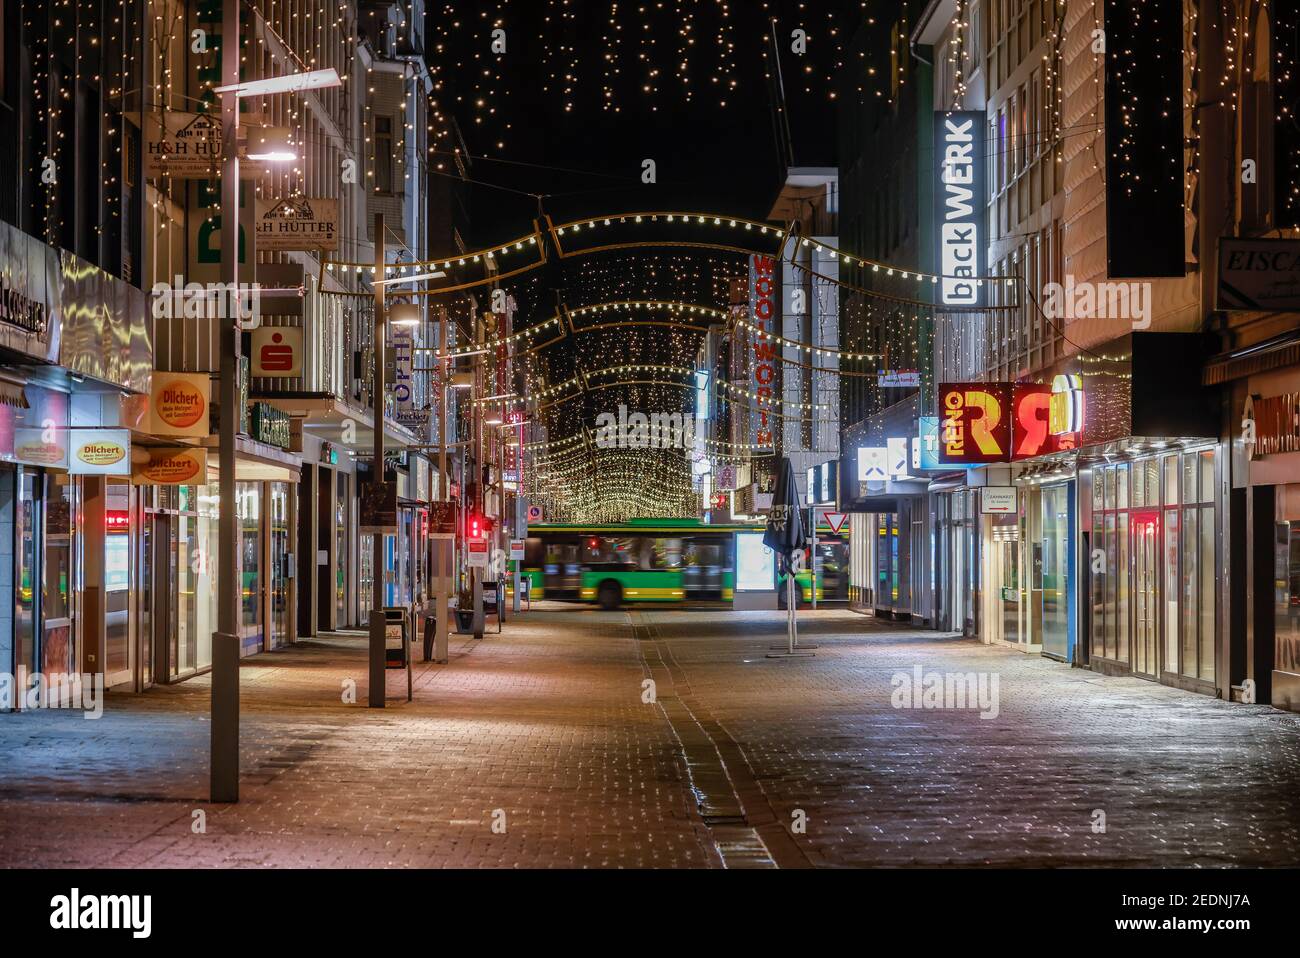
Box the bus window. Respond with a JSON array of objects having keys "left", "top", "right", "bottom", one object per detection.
[{"left": 651, "top": 538, "right": 683, "bottom": 569}]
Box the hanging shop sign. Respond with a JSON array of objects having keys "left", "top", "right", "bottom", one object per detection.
[
  {"left": 68, "top": 429, "right": 131, "bottom": 476},
  {"left": 1049, "top": 374, "right": 1086, "bottom": 436},
  {"left": 857, "top": 446, "right": 888, "bottom": 482},
  {"left": 429, "top": 501, "right": 457, "bottom": 534},
  {"left": 934, "top": 111, "right": 987, "bottom": 306},
  {"left": 938, "top": 382, "right": 1012, "bottom": 463},
  {"left": 748, "top": 254, "right": 778, "bottom": 447},
  {"left": 1217, "top": 238, "right": 1300, "bottom": 311},
  {"left": 150, "top": 372, "right": 210, "bottom": 438},
  {"left": 143, "top": 111, "right": 269, "bottom": 180},
  {"left": 132, "top": 446, "right": 208, "bottom": 484},
  {"left": 251, "top": 326, "right": 303, "bottom": 377},
  {"left": 887, "top": 436, "right": 910, "bottom": 478},
  {"left": 878, "top": 369, "right": 922, "bottom": 388},
  {"left": 981, "top": 486, "right": 1018, "bottom": 514},
  {"left": 11, "top": 429, "right": 67, "bottom": 467},
  {"left": 249, "top": 402, "right": 291, "bottom": 449},
  {"left": 360, "top": 480, "right": 398, "bottom": 534},
  {"left": 254, "top": 197, "right": 340, "bottom": 252},
  {"left": 1011, "top": 380, "right": 1082, "bottom": 459}
]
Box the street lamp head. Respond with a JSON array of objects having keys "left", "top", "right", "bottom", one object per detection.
[
  {"left": 389, "top": 302, "right": 422, "bottom": 327},
  {"left": 245, "top": 126, "right": 297, "bottom": 163},
  {"left": 215, "top": 68, "right": 343, "bottom": 98}
]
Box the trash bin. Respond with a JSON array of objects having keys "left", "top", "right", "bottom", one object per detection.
[{"left": 455, "top": 609, "right": 474, "bottom": 633}]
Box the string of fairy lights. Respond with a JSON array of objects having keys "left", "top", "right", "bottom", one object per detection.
[
  {"left": 118, "top": 0, "right": 1207, "bottom": 524},
  {"left": 425, "top": 0, "right": 871, "bottom": 154}
]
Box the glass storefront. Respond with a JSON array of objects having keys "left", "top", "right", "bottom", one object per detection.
[
  {"left": 105, "top": 482, "right": 133, "bottom": 686},
  {"left": 985, "top": 510, "right": 1023, "bottom": 646},
  {"left": 1090, "top": 447, "right": 1217, "bottom": 686},
  {"left": 269, "top": 481, "right": 292, "bottom": 649},
  {"left": 335, "top": 473, "right": 348, "bottom": 626},
  {"left": 1040, "top": 483, "right": 1072, "bottom": 661},
  {"left": 238, "top": 481, "right": 262, "bottom": 650},
  {"left": 359, "top": 533, "right": 375, "bottom": 624},
  {"left": 145, "top": 483, "right": 219, "bottom": 683},
  {"left": 10, "top": 469, "right": 81, "bottom": 683}
]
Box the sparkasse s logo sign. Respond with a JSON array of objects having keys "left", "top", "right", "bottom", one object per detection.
[{"left": 935, "top": 110, "right": 986, "bottom": 306}]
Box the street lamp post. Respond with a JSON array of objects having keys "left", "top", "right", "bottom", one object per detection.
[
  {"left": 210, "top": 34, "right": 341, "bottom": 799},
  {"left": 369, "top": 212, "right": 386, "bottom": 707},
  {"left": 211, "top": 0, "right": 242, "bottom": 804}
]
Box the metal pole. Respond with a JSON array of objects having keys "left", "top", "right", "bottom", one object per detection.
[
  {"left": 439, "top": 312, "right": 449, "bottom": 503},
  {"left": 368, "top": 213, "right": 386, "bottom": 707},
  {"left": 472, "top": 316, "right": 484, "bottom": 638},
  {"left": 810, "top": 501, "right": 818, "bottom": 611},
  {"left": 210, "top": 0, "right": 242, "bottom": 805}
]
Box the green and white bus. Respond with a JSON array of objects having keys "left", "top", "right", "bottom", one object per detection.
[{"left": 522, "top": 518, "right": 847, "bottom": 609}]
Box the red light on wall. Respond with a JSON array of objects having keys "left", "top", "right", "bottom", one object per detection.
[{"left": 106, "top": 510, "right": 129, "bottom": 531}]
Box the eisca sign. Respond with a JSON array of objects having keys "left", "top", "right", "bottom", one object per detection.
[{"left": 935, "top": 111, "right": 986, "bottom": 306}]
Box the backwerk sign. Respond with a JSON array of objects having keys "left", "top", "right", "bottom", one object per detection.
[{"left": 935, "top": 111, "right": 986, "bottom": 306}]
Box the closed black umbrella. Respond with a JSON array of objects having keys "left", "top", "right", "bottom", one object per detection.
[
  {"left": 763, "top": 457, "right": 805, "bottom": 568},
  {"left": 763, "top": 457, "right": 813, "bottom": 658}
]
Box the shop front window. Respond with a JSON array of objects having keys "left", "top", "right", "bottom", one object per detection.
[
  {"left": 42, "top": 475, "right": 76, "bottom": 676},
  {"left": 336, "top": 473, "right": 348, "bottom": 624},
  {"left": 270, "top": 482, "right": 291, "bottom": 648},
  {"left": 238, "top": 482, "right": 262, "bottom": 644},
  {"left": 359, "top": 532, "right": 374, "bottom": 622},
  {"left": 1041, "top": 483, "right": 1070, "bottom": 660},
  {"left": 104, "top": 482, "right": 132, "bottom": 684},
  {"left": 16, "top": 470, "right": 37, "bottom": 676}
]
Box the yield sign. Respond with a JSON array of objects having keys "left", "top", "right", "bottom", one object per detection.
[{"left": 819, "top": 509, "right": 848, "bottom": 534}]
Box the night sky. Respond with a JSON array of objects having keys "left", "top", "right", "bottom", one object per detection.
[
  {"left": 427, "top": 1, "right": 866, "bottom": 239},
  {"left": 424, "top": 2, "right": 869, "bottom": 516}
]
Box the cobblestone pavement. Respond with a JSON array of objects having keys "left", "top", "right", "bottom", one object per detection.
[{"left": 2, "top": 606, "right": 1299, "bottom": 867}]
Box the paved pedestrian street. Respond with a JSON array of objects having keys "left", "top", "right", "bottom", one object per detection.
[{"left": 3, "top": 608, "right": 1299, "bottom": 868}]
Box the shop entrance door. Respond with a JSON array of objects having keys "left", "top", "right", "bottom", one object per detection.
[
  {"left": 269, "top": 482, "right": 291, "bottom": 649},
  {"left": 1040, "top": 484, "right": 1072, "bottom": 661},
  {"left": 1131, "top": 510, "right": 1159, "bottom": 677}
]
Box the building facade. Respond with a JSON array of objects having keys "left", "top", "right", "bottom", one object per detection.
[
  {"left": 0, "top": 0, "right": 473, "bottom": 706},
  {"left": 832, "top": 0, "right": 1248, "bottom": 704}
]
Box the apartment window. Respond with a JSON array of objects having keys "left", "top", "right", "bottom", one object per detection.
[
  {"left": 967, "top": 1, "right": 983, "bottom": 76},
  {"left": 374, "top": 115, "right": 394, "bottom": 193}
]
